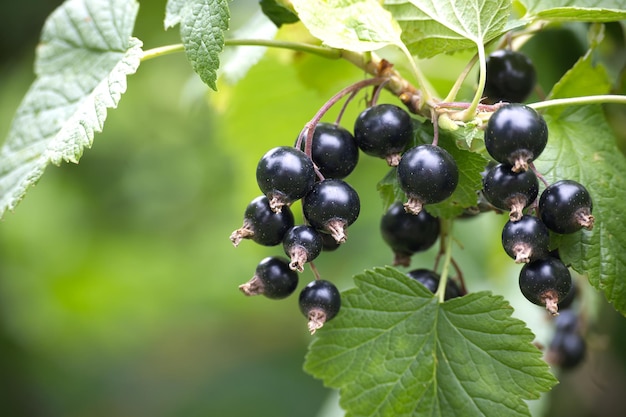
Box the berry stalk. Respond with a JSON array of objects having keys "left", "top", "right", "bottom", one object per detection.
[{"left": 435, "top": 219, "right": 455, "bottom": 304}]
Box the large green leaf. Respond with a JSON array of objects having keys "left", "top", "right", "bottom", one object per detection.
[
  {"left": 291, "top": 0, "right": 404, "bottom": 52},
  {"left": 0, "top": 0, "right": 141, "bottom": 218},
  {"left": 518, "top": 0, "right": 626, "bottom": 22},
  {"left": 164, "top": 0, "right": 230, "bottom": 90},
  {"left": 384, "top": 0, "right": 516, "bottom": 58},
  {"left": 533, "top": 51, "right": 626, "bottom": 315},
  {"left": 305, "top": 267, "right": 557, "bottom": 417}
]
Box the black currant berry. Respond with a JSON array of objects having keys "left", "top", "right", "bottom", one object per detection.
[
  {"left": 353, "top": 104, "right": 413, "bottom": 166},
  {"left": 406, "top": 269, "right": 461, "bottom": 300},
  {"left": 549, "top": 331, "right": 586, "bottom": 370},
  {"left": 482, "top": 163, "right": 539, "bottom": 221},
  {"left": 397, "top": 144, "right": 459, "bottom": 215},
  {"left": 299, "top": 279, "right": 341, "bottom": 334},
  {"left": 501, "top": 215, "right": 550, "bottom": 263},
  {"left": 483, "top": 49, "right": 537, "bottom": 104},
  {"left": 239, "top": 257, "right": 299, "bottom": 299},
  {"left": 302, "top": 179, "right": 360, "bottom": 244},
  {"left": 558, "top": 280, "right": 578, "bottom": 310},
  {"left": 256, "top": 146, "right": 316, "bottom": 212},
  {"left": 380, "top": 202, "right": 440, "bottom": 266},
  {"left": 300, "top": 122, "right": 359, "bottom": 179},
  {"left": 320, "top": 232, "right": 341, "bottom": 252},
  {"left": 538, "top": 180, "right": 594, "bottom": 234},
  {"left": 230, "top": 196, "right": 295, "bottom": 247},
  {"left": 547, "top": 310, "right": 586, "bottom": 369},
  {"left": 519, "top": 256, "right": 572, "bottom": 315},
  {"left": 484, "top": 104, "right": 548, "bottom": 172},
  {"left": 282, "top": 225, "right": 323, "bottom": 272}
]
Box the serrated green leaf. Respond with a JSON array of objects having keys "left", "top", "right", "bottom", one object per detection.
[
  {"left": 165, "top": 0, "right": 230, "bottom": 90},
  {"left": 0, "top": 0, "right": 141, "bottom": 219},
  {"left": 291, "top": 0, "right": 404, "bottom": 52},
  {"left": 305, "top": 267, "right": 557, "bottom": 417},
  {"left": 532, "top": 53, "right": 626, "bottom": 315},
  {"left": 384, "top": 0, "right": 515, "bottom": 58},
  {"left": 518, "top": 0, "right": 626, "bottom": 22},
  {"left": 377, "top": 124, "right": 486, "bottom": 218}
]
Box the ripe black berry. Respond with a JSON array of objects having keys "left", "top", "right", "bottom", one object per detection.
[
  {"left": 320, "top": 233, "right": 341, "bottom": 252},
  {"left": 501, "top": 215, "right": 550, "bottom": 263},
  {"left": 519, "top": 257, "right": 572, "bottom": 315},
  {"left": 397, "top": 144, "right": 459, "bottom": 215},
  {"left": 484, "top": 104, "right": 548, "bottom": 172},
  {"left": 299, "top": 279, "right": 341, "bottom": 334},
  {"left": 302, "top": 179, "right": 360, "bottom": 244},
  {"left": 353, "top": 104, "right": 413, "bottom": 166},
  {"left": 301, "top": 122, "right": 359, "bottom": 179},
  {"left": 547, "top": 310, "right": 586, "bottom": 369},
  {"left": 256, "top": 146, "right": 316, "bottom": 212},
  {"left": 282, "top": 225, "right": 323, "bottom": 272},
  {"left": 406, "top": 269, "right": 461, "bottom": 300},
  {"left": 380, "top": 202, "right": 440, "bottom": 266},
  {"left": 483, "top": 49, "right": 537, "bottom": 104},
  {"left": 230, "top": 196, "right": 295, "bottom": 247},
  {"left": 239, "top": 257, "right": 299, "bottom": 299},
  {"left": 482, "top": 163, "right": 539, "bottom": 221},
  {"left": 538, "top": 180, "right": 594, "bottom": 234}
]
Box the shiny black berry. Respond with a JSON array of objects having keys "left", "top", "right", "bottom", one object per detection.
[
  {"left": 397, "top": 144, "right": 459, "bottom": 215},
  {"left": 484, "top": 104, "right": 548, "bottom": 172},
  {"left": 256, "top": 146, "right": 316, "bottom": 212},
  {"left": 239, "top": 257, "right": 299, "bottom": 299},
  {"left": 301, "top": 122, "right": 359, "bottom": 179},
  {"left": 501, "top": 215, "right": 550, "bottom": 263},
  {"left": 407, "top": 269, "right": 461, "bottom": 300},
  {"left": 380, "top": 202, "right": 440, "bottom": 266},
  {"left": 483, "top": 49, "right": 537, "bottom": 104},
  {"left": 230, "top": 196, "right": 295, "bottom": 247},
  {"left": 282, "top": 225, "right": 323, "bottom": 272},
  {"left": 303, "top": 179, "right": 360, "bottom": 244},
  {"left": 519, "top": 256, "right": 572, "bottom": 315},
  {"left": 538, "top": 180, "right": 594, "bottom": 234},
  {"left": 354, "top": 104, "right": 413, "bottom": 166},
  {"left": 482, "top": 163, "right": 538, "bottom": 221},
  {"left": 299, "top": 279, "right": 341, "bottom": 334}
]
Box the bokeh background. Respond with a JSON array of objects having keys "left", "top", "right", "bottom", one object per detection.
[{"left": 1, "top": 1, "right": 625, "bottom": 416}]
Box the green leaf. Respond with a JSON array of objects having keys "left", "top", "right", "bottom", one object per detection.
[
  {"left": 304, "top": 267, "right": 557, "bottom": 417},
  {"left": 0, "top": 0, "right": 141, "bottom": 218},
  {"left": 518, "top": 0, "right": 626, "bottom": 22},
  {"left": 259, "top": 0, "right": 299, "bottom": 27},
  {"left": 533, "top": 52, "right": 626, "bottom": 315},
  {"left": 164, "top": 0, "right": 230, "bottom": 90},
  {"left": 384, "top": 0, "right": 516, "bottom": 58},
  {"left": 377, "top": 124, "right": 486, "bottom": 218},
  {"left": 291, "top": 0, "right": 404, "bottom": 52}
]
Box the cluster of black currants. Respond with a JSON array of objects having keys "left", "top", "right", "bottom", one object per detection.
[{"left": 481, "top": 103, "right": 594, "bottom": 317}]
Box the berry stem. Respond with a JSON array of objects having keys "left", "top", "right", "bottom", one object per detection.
[
  {"left": 443, "top": 52, "right": 479, "bottom": 103},
  {"left": 298, "top": 77, "right": 388, "bottom": 159},
  {"left": 529, "top": 94, "right": 626, "bottom": 110},
  {"left": 435, "top": 219, "right": 455, "bottom": 303},
  {"left": 455, "top": 42, "right": 488, "bottom": 122},
  {"left": 308, "top": 261, "right": 322, "bottom": 281}
]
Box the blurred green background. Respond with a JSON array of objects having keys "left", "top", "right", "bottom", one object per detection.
[{"left": 1, "top": 1, "right": 625, "bottom": 416}]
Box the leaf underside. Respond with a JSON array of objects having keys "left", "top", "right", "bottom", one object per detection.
[
  {"left": 0, "top": 0, "right": 142, "bottom": 219},
  {"left": 519, "top": 0, "right": 626, "bottom": 21},
  {"left": 165, "top": 0, "right": 230, "bottom": 90},
  {"left": 304, "top": 267, "right": 557, "bottom": 417}
]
